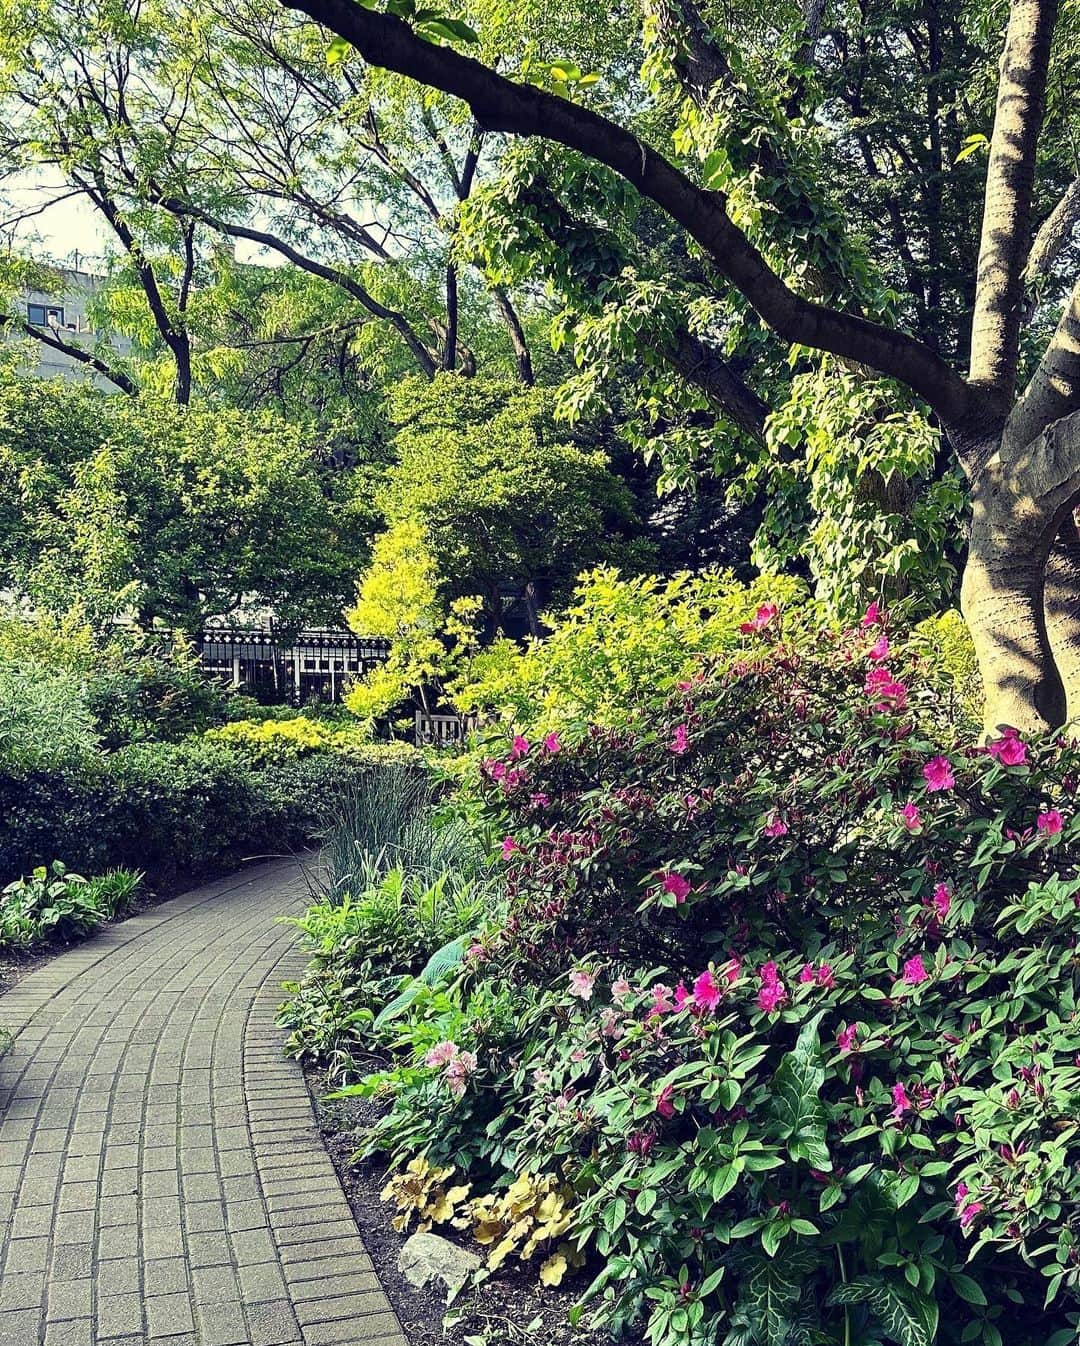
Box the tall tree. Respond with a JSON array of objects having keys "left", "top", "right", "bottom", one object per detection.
[{"left": 281, "top": 0, "right": 1080, "bottom": 736}]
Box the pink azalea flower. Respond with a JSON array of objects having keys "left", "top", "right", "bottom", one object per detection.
[
  {"left": 670, "top": 724, "right": 689, "bottom": 755},
  {"left": 739, "top": 602, "right": 778, "bottom": 634},
  {"left": 837, "top": 1023, "right": 858, "bottom": 1053},
  {"left": 661, "top": 872, "right": 692, "bottom": 904},
  {"left": 1038, "top": 809, "right": 1064, "bottom": 836},
  {"left": 817, "top": 963, "right": 836, "bottom": 988},
  {"left": 501, "top": 836, "right": 521, "bottom": 860},
  {"left": 444, "top": 1049, "right": 477, "bottom": 1097},
  {"left": 611, "top": 977, "right": 632, "bottom": 1003},
  {"left": 673, "top": 981, "right": 690, "bottom": 1010},
  {"left": 798, "top": 963, "right": 816, "bottom": 984},
  {"left": 510, "top": 734, "right": 530, "bottom": 760},
  {"left": 627, "top": 1129, "right": 656, "bottom": 1157},
  {"left": 529, "top": 792, "right": 551, "bottom": 808},
  {"left": 864, "top": 667, "right": 907, "bottom": 711},
  {"left": 867, "top": 634, "right": 890, "bottom": 662},
  {"left": 861, "top": 601, "right": 882, "bottom": 628},
  {"left": 932, "top": 883, "right": 951, "bottom": 919},
  {"left": 568, "top": 970, "right": 595, "bottom": 1000},
  {"left": 655, "top": 1084, "right": 676, "bottom": 1119},
  {"left": 692, "top": 969, "right": 722, "bottom": 1012},
  {"left": 891, "top": 1082, "right": 912, "bottom": 1118},
  {"left": 721, "top": 957, "right": 741, "bottom": 986},
  {"left": 902, "top": 954, "right": 929, "bottom": 985},
  {"left": 763, "top": 814, "right": 789, "bottom": 838},
  {"left": 489, "top": 760, "right": 507, "bottom": 780},
  {"left": 648, "top": 983, "right": 675, "bottom": 1016},
  {"left": 543, "top": 732, "right": 562, "bottom": 754},
  {"left": 900, "top": 801, "right": 922, "bottom": 831},
  {"left": 757, "top": 962, "right": 787, "bottom": 1013},
  {"left": 599, "top": 1009, "right": 623, "bottom": 1039},
  {"left": 988, "top": 730, "right": 1027, "bottom": 766},
  {"left": 922, "top": 756, "right": 956, "bottom": 792},
  {"left": 424, "top": 1040, "right": 458, "bottom": 1068}
]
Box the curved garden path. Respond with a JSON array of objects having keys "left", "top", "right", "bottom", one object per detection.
[{"left": 0, "top": 859, "right": 405, "bottom": 1346}]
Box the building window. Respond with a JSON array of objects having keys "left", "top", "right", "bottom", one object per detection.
[{"left": 27, "top": 303, "right": 65, "bottom": 327}]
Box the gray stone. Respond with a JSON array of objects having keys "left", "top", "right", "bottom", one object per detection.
[{"left": 398, "top": 1231, "right": 481, "bottom": 1298}]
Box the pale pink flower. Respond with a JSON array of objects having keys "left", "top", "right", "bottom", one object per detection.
[
  {"left": 867, "top": 634, "right": 890, "bottom": 662},
  {"left": 568, "top": 970, "right": 596, "bottom": 1001},
  {"left": 599, "top": 1009, "right": 623, "bottom": 1039},
  {"left": 444, "top": 1049, "right": 477, "bottom": 1097},
  {"left": 425, "top": 1040, "right": 458, "bottom": 1068},
  {"left": 922, "top": 756, "right": 955, "bottom": 792},
  {"left": 611, "top": 977, "right": 632, "bottom": 1003},
  {"left": 1038, "top": 809, "right": 1064, "bottom": 836}
]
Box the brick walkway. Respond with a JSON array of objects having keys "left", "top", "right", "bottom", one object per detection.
[{"left": 0, "top": 860, "right": 406, "bottom": 1346}]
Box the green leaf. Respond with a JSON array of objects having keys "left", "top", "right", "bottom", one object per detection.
[
  {"left": 417, "top": 16, "right": 480, "bottom": 43},
  {"left": 949, "top": 1273, "right": 987, "bottom": 1307},
  {"left": 325, "top": 35, "right": 351, "bottom": 64},
  {"left": 827, "top": 1276, "right": 937, "bottom": 1346}
]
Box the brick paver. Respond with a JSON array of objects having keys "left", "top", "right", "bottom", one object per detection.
[{"left": 0, "top": 860, "right": 406, "bottom": 1346}]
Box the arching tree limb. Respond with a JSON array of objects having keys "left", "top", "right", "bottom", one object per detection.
[
  {"left": 279, "top": 0, "right": 974, "bottom": 428},
  {"left": 2, "top": 316, "right": 137, "bottom": 396},
  {"left": 1027, "top": 176, "right": 1080, "bottom": 281},
  {"left": 1007, "top": 275, "right": 1080, "bottom": 449}
]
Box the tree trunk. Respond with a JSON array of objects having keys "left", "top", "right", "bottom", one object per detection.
[{"left": 958, "top": 413, "right": 1080, "bottom": 736}]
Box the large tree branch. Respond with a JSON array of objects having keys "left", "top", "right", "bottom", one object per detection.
[
  {"left": 664, "top": 329, "right": 770, "bottom": 441},
  {"left": 1027, "top": 175, "right": 1080, "bottom": 281},
  {"left": 968, "top": 0, "right": 1059, "bottom": 402},
  {"left": 3, "top": 316, "right": 138, "bottom": 395},
  {"left": 1007, "top": 274, "right": 1080, "bottom": 448},
  {"left": 280, "top": 0, "right": 974, "bottom": 428}
]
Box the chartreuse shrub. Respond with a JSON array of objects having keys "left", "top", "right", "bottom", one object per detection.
[{"left": 319, "top": 601, "right": 1080, "bottom": 1346}]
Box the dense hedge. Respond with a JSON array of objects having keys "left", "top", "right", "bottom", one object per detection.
[{"left": 0, "top": 739, "right": 423, "bottom": 884}]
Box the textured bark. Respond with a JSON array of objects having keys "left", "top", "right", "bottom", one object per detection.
[
  {"left": 1044, "top": 516, "right": 1080, "bottom": 719},
  {"left": 968, "top": 0, "right": 1058, "bottom": 402}
]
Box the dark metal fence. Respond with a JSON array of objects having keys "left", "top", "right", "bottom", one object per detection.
[{"left": 197, "top": 621, "right": 390, "bottom": 705}]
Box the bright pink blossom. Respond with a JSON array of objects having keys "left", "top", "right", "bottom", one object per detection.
[
  {"left": 932, "top": 883, "right": 951, "bottom": 920},
  {"left": 739, "top": 602, "right": 778, "bottom": 634},
  {"left": 656, "top": 1084, "right": 676, "bottom": 1119},
  {"left": 501, "top": 836, "right": 521, "bottom": 860},
  {"left": 763, "top": 814, "right": 789, "bottom": 838},
  {"left": 673, "top": 981, "right": 690, "bottom": 1010},
  {"left": 510, "top": 734, "right": 530, "bottom": 760},
  {"left": 661, "top": 872, "right": 692, "bottom": 904},
  {"left": 1038, "top": 809, "right": 1064, "bottom": 836},
  {"left": 692, "top": 969, "right": 722, "bottom": 1012},
  {"left": 670, "top": 724, "right": 689, "bottom": 755},
  {"left": 837, "top": 1024, "right": 858, "bottom": 1053},
  {"left": 530, "top": 792, "right": 551, "bottom": 809},
  {"left": 543, "top": 732, "right": 562, "bottom": 754},
  {"left": 902, "top": 954, "right": 929, "bottom": 985},
  {"left": 891, "top": 1082, "right": 912, "bottom": 1118},
  {"left": 867, "top": 634, "right": 890, "bottom": 662},
  {"left": 900, "top": 801, "right": 922, "bottom": 831},
  {"left": 988, "top": 730, "right": 1027, "bottom": 766},
  {"left": 799, "top": 963, "right": 816, "bottom": 984},
  {"left": 861, "top": 601, "right": 882, "bottom": 628},
  {"left": 922, "top": 756, "right": 956, "bottom": 792},
  {"left": 568, "top": 970, "right": 595, "bottom": 1000},
  {"left": 817, "top": 962, "right": 836, "bottom": 988},
  {"left": 757, "top": 962, "right": 787, "bottom": 1013}
]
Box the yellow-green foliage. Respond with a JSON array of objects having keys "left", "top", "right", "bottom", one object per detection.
[
  {"left": 450, "top": 566, "right": 808, "bottom": 739},
  {"left": 206, "top": 715, "right": 386, "bottom": 763},
  {"left": 906, "top": 608, "right": 982, "bottom": 729}
]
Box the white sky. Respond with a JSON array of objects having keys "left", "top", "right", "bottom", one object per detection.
[{"left": 5, "top": 167, "right": 276, "bottom": 268}]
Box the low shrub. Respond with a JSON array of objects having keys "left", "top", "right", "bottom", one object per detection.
[
  {"left": 314, "top": 601, "right": 1080, "bottom": 1346},
  {"left": 205, "top": 715, "right": 377, "bottom": 763},
  {"left": 0, "top": 860, "right": 142, "bottom": 950}
]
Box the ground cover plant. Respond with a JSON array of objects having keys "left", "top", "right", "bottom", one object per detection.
[
  {"left": 281, "top": 591, "right": 1080, "bottom": 1346},
  {"left": 0, "top": 861, "right": 141, "bottom": 951}
]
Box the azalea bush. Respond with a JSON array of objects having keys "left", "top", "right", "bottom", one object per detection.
[{"left": 313, "top": 601, "right": 1080, "bottom": 1346}]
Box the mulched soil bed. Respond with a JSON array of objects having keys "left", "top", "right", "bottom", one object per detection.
[{"left": 304, "top": 1060, "right": 615, "bottom": 1346}]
